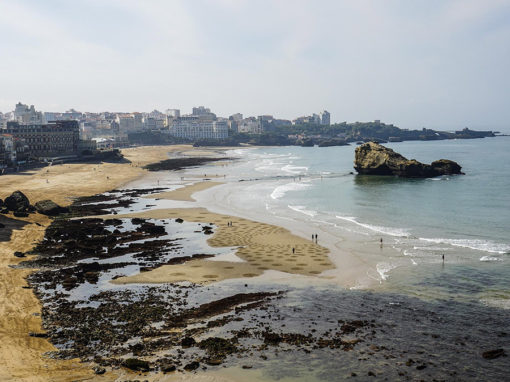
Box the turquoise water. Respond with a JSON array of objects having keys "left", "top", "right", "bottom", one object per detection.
[{"left": 224, "top": 137, "right": 510, "bottom": 306}]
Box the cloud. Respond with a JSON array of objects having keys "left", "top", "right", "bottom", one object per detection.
[{"left": 0, "top": 0, "right": 509, "bottom": 129}]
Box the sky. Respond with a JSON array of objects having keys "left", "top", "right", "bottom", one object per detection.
[{"left": 1, "top": 0, "right": 510, "bottom": 131}]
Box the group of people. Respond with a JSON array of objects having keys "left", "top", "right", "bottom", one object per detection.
[
  {"left": 312, "top": 233, "right": 318, "bottom": 243},
  {"left": 227, "top": 221, "right": 233, "bottom": 227}
]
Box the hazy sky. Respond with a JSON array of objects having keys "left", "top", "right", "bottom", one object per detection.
[{"left": 1, "top": 0, "right": 510, "bottom": 130}]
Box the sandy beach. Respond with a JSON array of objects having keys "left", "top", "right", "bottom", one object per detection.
[
  {"left": 0, "top": 144, "right": 366, "bottom": 381},
  {"left": 0, "top": 145, "right": 195, "bottom": 381}
]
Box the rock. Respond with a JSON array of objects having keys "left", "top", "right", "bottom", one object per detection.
[
  {"left": 183, "top": 361, "right": 200, "bottom": 371},
  {"left": 161, "top": 363, "right": 176, "bottom": 373},
  {"left": 14, "top": 251, "right": 25, "bottom": 258},
  {"left": 122, "top": 358, "right": 150, "bottom": 372},
  {"left": 206, "top": 358, "right": 223, "bottom": 366},
  {"left": 181, "top": 336, "right": 196, "bottom": 348},
  {"left": 4, "top": 191, "right": 31, "bottom": 212},
  {"left": 318, "top": 138, "right": 349, "bottom": 147},
  {"left": 175, "top": 218, "right": 184, "bottom": 223},
  {"left": 482, "top": 349, "right": 506, "bottom": 359},
  {"left": 0, "top": 222, "right": 4, "bottom": 228},
  {"left": 93, "top": 366, "right": 106, "bottom": 375},
  {"left": 34, "top": 200, "right": 69, "bottom": 216},
  {"left": 29, "top": 332, "right": 48, "bottom": 338},
  {"left": 354, "top": 142, "right": 463, "bottom": 178},
  {"left": 13, "top": 211, "right": 29, "bottom": 217}
]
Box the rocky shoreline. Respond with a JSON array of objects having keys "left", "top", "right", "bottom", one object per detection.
[{"left": 14, "top": 186, "right": 509, "bottom": 381}]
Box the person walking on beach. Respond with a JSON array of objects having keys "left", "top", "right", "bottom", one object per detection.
[
  {"left": 292, "top": 247, "right": 295, "bottom": 254},
  {"left": 315, "top": 234, "right": 318, "bottom": 243}
]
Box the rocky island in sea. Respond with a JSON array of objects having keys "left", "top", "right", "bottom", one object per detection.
[{"left": 354, "top": 142, "right": 463, "bottom": 177}]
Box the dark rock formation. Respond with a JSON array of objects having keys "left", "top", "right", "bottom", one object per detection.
[
  {"left": 34, "top": 200, "right": 69, "bottom": 216},
  {"left": 354, "top": 142, "right": 463, "bottom": 178},
  {"left": 4, "top": 191, "right": 31, "bottom": 212}
]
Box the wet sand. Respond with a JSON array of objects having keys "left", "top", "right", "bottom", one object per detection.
[
  {"left": 112, "top": 206, "right": 334, "bottom": 285},
  {"left": 149, "top": 181, "right": 224, "bottom": 202}
]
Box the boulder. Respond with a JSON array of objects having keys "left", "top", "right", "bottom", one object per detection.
[
  {"left": 34, "top": 200, "right": 69, "bottom": 216},
  {"left": 354, "top": 142, "right": 463, "bottom": 178},
  {"left": 4, "top": 191, "right": 31, "bottom": 212}
]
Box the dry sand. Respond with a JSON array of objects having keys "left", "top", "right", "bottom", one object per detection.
[{"left": 0, "top": 145, "right": 192, "bottom": 382}]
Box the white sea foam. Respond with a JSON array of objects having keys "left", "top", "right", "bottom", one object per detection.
[
  {"left": 376, "top": 262, "right": 396, "bottom": 281},
  {"left": 281, "top": 164, "right": 308, "bottom": 174},
  {"left": 335, "top": 215, "right": 410, "bottom": 237},
  {"left": 288, "top": 205, "right": 317, "bottom": 217},
  {"left": 413, "top": 246, "right": 450, "bottom": 251},
  {"left": 270, "top": 182, "right": 311, "bottom": 200},
  {"left": 419, "top": 237, "right": 510, "bottom": 254},
  {"left": 480, "top": 255, "right": 502, "bottom": 262}
]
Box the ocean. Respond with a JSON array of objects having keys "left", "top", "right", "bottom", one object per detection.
[{"left": 194, "top": 137, "right": 510, "bottom": 309}]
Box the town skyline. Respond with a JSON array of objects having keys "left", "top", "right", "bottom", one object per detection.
[{"left": 2, "top": 1, "right": 510, "bottom": 132}]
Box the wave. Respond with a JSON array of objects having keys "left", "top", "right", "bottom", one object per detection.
[
  {"left": 281, "top": 164, "right": 308, "bottom": 175},
  {"left": 288, "top": 205, "right": 317, "bottom": 217},
  {"left": 376, "top": 262, "right": 397, "bottom": 281},
  {"left": 270, "top": 182, "right": 311, "bottom": 200},
  {"left": 419, "top": 237, "right": 510, "bottom": 254},
  {"left": 480, "top": 255, "right": 502, "bottom": 262},
  {"left": 335, "top": 215, "right": 410, "bottom": 237}
]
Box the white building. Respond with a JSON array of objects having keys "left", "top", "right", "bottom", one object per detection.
[
  {"left": 238, "top": 118, "right": 262, "bottom": 134},
  {"left": 13, "top": 102, "right": 46, "bottom": 125},
  {"left": 116, "top": 114, "right": 135, "bottom": 132},
  {"left": 170, "top": 117, "right": 228, "bottom": 140},
  {"left": 320, "top": 110, "right": 331, "bottom": 125}
]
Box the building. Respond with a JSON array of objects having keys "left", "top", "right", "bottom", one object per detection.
[
  {"left": 320, "top": 110, "right": 331, "bottom": 126},
  {"left": 165, "top": 109, "right": 180, "bottom": 118},
  {"left": 0, "top": 134, "right": 15, "bottom": 168},
  {"left": 293, "top": 110, "right": 330, "bottom": 125},
  {"left": 116, "top": 114, "right": 135, "bottom": 132},
  {"left": 191, "top": 106, "right": 216, "bottom": 120},
  {"left": 238, "top": 117, "right": 263, "bottom": 134},
  {"left": 169, "top": 117, "right": 228, "bottom": 140},
  {"left": 3, "top": 121, "right": 80, "bottom": 158},
  {"left": 13, "top": 102, "right": 46, "bottom": 125}
]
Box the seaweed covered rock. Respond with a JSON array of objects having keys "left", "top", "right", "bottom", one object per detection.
[
  {"left": 34, "top": 200, "right": 69, "bottom": 216},
  {"left": 354, "top": 142, "right": 463, "bottom": 178},
  {"left": 4, "top": 191, "right": 31, "bottom": 212}
]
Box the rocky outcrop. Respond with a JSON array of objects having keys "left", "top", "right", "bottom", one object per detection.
[
  {"left": 354, "top": 142, "right": 463, "bottom": 178},
  {"left": 34, "top": 200, "right": 69, "bottom": 216},
  {"left": 3, "top": 191, "right": 33, "bottom": 213}
]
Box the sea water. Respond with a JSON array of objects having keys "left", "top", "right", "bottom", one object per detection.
[{"left": 210, "top": 137, "right": 510, "bottom": 308}]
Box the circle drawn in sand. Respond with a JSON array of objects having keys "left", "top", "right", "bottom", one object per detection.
[
  {"left": 203, "top": 274, "right": 219, "bottom": 279},
  {"left": 170, "top": 272, "right": 185, "bottom": 276},
  {"left": 243, "top": 273, "right": 258, "bottom": 277},
  {"left": 291, "top": 267, "right": 303, "bottom": 271},
  {"left": 309, "top": 271, "right": 321, "bottom": 274},
  {"left": 223, "top": 266, "right": 234, "bottom": 269}
]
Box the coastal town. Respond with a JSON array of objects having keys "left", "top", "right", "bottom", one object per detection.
[{"left": 0, "top": 102, "right": 498, "bottom": 173}]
